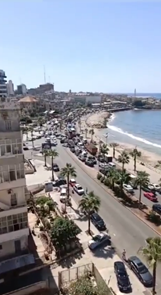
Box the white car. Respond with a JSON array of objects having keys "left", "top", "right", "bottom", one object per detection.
[
  {"left": 123, "top": 184, "right": 134, "bottom": 193},
  {"left": 74, "top": 184, "right": 84, "bottom": 195},
  {"left": 148, "top": 183, "right": 161, "bottom": 191},
  {"left": 88, "top": 233, "right": 110, "bottom": 250}
]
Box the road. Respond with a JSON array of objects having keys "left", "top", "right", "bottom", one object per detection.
[{"left": 25, "top": 138, "right": 161, "bottom": 293}]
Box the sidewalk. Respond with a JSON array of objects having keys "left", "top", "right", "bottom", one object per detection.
[{"left": 50, "top": 190, "right": 148, "bottom": 295}]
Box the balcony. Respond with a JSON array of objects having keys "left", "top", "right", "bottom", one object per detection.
[
  {"left": 0, "top": 205, "right": 27, "bottom": 217},
  {"left": 0, "top": 228, "right": 29, "bottom": 243},
  {"left": 0, "top": 178, "right": 26, "bottom": 190}
]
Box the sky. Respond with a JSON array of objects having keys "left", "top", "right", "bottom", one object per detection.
[{"left": 1, "top": 0, "right": 161, "bottom": 93}]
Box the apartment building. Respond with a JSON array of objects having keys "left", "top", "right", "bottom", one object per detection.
[
  {"left": 0, "top": 98, "right": 29, "bottom": 260},
  {"left": 0, "top": 70, "right": 7, "bottom": 99}
]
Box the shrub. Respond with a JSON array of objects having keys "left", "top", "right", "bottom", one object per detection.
[
  {"left": 147, "top": 211, "right": 161, "bottom": 225},
  {"left": 97, "top": 172, "right": 102, "bottom": 180}
]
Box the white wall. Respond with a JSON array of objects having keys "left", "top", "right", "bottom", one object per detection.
[
  {"left": 0, "top": 187, "right": 26, "bottom": 207},
  {"left": 0, "top": 235, "right": 28, "bottom": 258}
]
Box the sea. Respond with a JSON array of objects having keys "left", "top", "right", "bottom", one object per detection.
[{"left": 99, "top": 93, "right": 161, "bottom": 156}]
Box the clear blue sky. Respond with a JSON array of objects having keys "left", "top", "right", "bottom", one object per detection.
[{"left": 1, "top": 0, "right": 161, "bottom": 93}]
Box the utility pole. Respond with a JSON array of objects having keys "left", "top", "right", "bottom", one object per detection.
[{"left": 43, "top": 65, "right": 46, "bottom": 84}]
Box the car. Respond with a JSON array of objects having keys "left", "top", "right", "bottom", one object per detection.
[
  {"left": 123, "top": 184, "right": 134, "bottom": 193},
  {"left": 152, "top": 203, "right": 161, "bottom": 215},
  {"left": 88, "top": 233, "right": 111, "bottom": 250},
  {"left": 88, "top": 156, "right": 97, "bottom": 165},
  {"left": 85, "top": 159, "right": 94, "bottom": 167},
  {"left": 74, "top": 184, "right": 84, "bottom": 195},
  {"left": 70, "top": 147, "right": 75, "bottom": 153},
  {"left": 143, "top": 192, "right": 158, "bottom": 202},
  {"left": 99, "top": 168, "right": 109, "bottom": 176},
  {"left": 69, "top": 178, "right": 76, "bottom": 187},
  {"left": 91, "top": 213, "right": 106, "bottom": 231},
  {"left": 78, "top": 155, "right": 86, "bottom": 162},
  {"left": 148, "top": 183, "right": 161, "bottom": 192},
  {"left": 52, "top": 164, "right": 60, "bottom": 172},
  {"left": 114, "top": 261, "right": 131, "bottom": 292},
  {"left": 53, "top": 178, "right": 67, "bottom": 187},
  {"left": 128, "top": 256, "right": 153, "bottom": 287},
  {"left": 60, "top": 188, "right": 67, "bottom": 202}
]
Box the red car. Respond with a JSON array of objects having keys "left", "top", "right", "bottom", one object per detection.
[
  {"left": 143, "top": 192, "right": 158, "bottom": 202},
  {"left": 69, "top": 178, "right": 76, "bottom": 187}
]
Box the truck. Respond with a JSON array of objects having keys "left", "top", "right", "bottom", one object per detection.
[{"left": 85, "top": 142, "right": 97, "bottom": 156}]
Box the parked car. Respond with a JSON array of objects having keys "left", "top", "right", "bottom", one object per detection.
[
  {"left": 123, "top": 184, "right": 134, "bottom": 193},
  {"left": 114, "top": 261, "right": 131, "bottom": 292},
  {"left": 69, "top": 178, "right": 76, "bottom": 187},
  {"left": 91, "top": 213, "right": 106, "bottom": 231},
  {"left": 148, "top": 183, "right": 161, "bottom": 192},
  {"left": 143, "top": 192, "right": 158, "bottom": 202},
  {"left": 53, "top": 178, "right": 67, "bottom": 187},
  {"left": 85, "top": 159, "right": 94, "bottom": 167},
  {"left": 52, "top": 164, "right": 60, "bottom": 172},
  {"left": 74, "top": 184, "right": 84, "bottom": 195},
  {"left": 88, "top": 233, "right": 110, "bottom": 251},
  {"left": 70, "top": 147, "right": 75, "bottom": 153},
  {"left": 88, "top": 156, "right": 97, "bottom": 165},
  {"left": 152, "top": 203, "right": 161, "bottom": 215},
  {"left": 78, "top": 155, "right": 86, "bottom": 162},
  {"left": 128, "top": 256, "right": 153, "bottom": 287},
  {"left": 60, "top": 188, "right": 67, "bottom": 203}
]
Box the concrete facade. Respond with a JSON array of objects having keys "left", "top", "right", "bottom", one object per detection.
[{"left": 0, "top": 99, "right": 29, "bottom": 259}]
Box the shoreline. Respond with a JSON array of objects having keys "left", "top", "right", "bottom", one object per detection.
[{"left": 80, "top": 111, "right": 161, "bottom": 183}]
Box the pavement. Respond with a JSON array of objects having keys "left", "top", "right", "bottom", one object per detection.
[
  {"left": 23, "top": 133, "right": 161, "bottom": 294},
  {"left": 49, "top": 190, "right": 148, "bottom": 295}
]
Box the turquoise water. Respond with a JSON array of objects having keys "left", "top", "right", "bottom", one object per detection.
[{"left": 99, "top": 109, "right": 161, "bottom": 156}]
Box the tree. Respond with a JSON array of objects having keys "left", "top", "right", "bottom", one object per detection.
[
  {"left": 108, "top": 168, "right": 119, "bottom": 190},
  {"left": 51, "top": 217, "right": 80, "bottom": 250},
  {"left": 79, "top": 191, "right": 100, "bottom": 234},
  {"left": 60, "top": 163, "right": 77, "bottom": 200},
  {"left": 135, "top": 171, "right": 150, "bottom": 204},
  {"left": 89, "top": 128, "right": 94, "bottom": 141},
  {"left": 118, "top": 170, "right": 131, "bottom": 192},
  {"left": 47, "top": 149, "right": 59, "bottom": 181},
  {"left": 110, "top": 142, "right": 119, "bottom": 159},
  {"left": 118, "top": 151, "right": 130, "bottom": 171},
  {"left": 130, "top": 148, "right": 141, "bottom": 171},
  {"left": 69, "top": 276, "right": 94, "bottom": 295},
  {"left": 100, "top": 144, "right": 109, "bottom": 160},
  {"left": 139, "top": 237, "right": 161, "bottom": 295},
  {"left": 85, "top": 128, "right": 88, "bottom": 139},
  {"left": 43, "top": 150, "right": 49, "bottom": 167}
]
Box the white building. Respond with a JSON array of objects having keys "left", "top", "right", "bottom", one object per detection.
[
  {"left": 0, "top": 97, "right": 29, "bottom": 259},
  {"left": 7, "top": 80, "right": 14, "bottom": 96},
  {"left": 0, "top": 70, "right": 7, "bottom": 99}
]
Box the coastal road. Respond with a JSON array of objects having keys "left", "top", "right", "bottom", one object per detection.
[{"left": 30, "top": 141, "right": 161, "bottom": 293}]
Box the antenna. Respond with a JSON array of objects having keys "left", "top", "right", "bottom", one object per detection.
[{"left": 43, "top": 65, "right": 46, "bottom": 84}]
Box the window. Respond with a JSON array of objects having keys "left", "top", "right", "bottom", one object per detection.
[
  {"left": 1, "top": 145, "right": 5, "bottom": 156},
  {"left": 0, "top": 213, "right": 28, "bottom": 235},
  {"left": 0, "top": 245, "right": 2, "bottom": 250},
  {"left": 5, "top": 120, "right": 12, "bottom": 131},
  {"left": 9, "top": 170, "right": 16, "bottom": 181},
  {"left": 3, "top": 171, "right": 9, "bottom": 182},
  {"left": 11, "top": 193, "right": 17, "bottom": 206},
  {"left": 6, "top": 144, "right": 11, "bottom": 153}
]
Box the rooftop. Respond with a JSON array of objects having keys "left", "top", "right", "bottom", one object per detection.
[{"left": 19, "top": 96, "right": 38, "bottom": 103}]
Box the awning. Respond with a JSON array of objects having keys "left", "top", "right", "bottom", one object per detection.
[{"left": 0, "top": 254, "right": 35, "bottom": 275}]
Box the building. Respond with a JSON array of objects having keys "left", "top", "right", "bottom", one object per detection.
[
  {"left": 19, "top": 96, "right": 38, "bottom": 111},
  {"left": 0, "top": 70, "right": 7, "bottom": 99},
  {"left": 17, "top": 84, "right": 27, "bottom": 95},
  {"left": 7, "top": 80, "right": 14, "bottom": 96},
  {"left": 0, "top": 97, "right": 29, "bottom": 259}
]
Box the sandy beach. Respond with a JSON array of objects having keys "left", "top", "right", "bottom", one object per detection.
[{"left": 79, "top": 111, "right": 161, "bottom": 183}]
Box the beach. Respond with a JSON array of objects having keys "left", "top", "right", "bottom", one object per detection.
[{"left": 79, "top": 111, "right": 161, "bottom": 184}]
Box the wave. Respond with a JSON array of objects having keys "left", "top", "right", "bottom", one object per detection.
[{"left": 108, "top": 125, "right": 161, "bottom": 149}]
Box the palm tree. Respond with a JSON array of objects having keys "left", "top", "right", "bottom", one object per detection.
[
  {"left": 135, "top": 171, "right": 150, "bottom": 204},
  {"left": 118, "top": 151, "right": 130, "bottom": 171},
  {"left": 85, "top": 128, "right": 88, "bottom": 139},
  {"left": 108, "top": 168, "right": 119, "bottom": 190},
  {"left": 89, "top": 128, "right": 94, "bottom": 142},
  {"left": 100, "top": 144, "right": 109, "bottom": 160},
  {"left": 110, "top": 142, "right": 119, "bottom": 159},
  {"left": 118, "top": 170, "right": 131, "bottom": 192},
  {"left": 139, "top": 237, "right": 161, "bottom": 295},
  {"left": 60, "top": 163, "right": 77, "bottom": 200},
  {"left": 130, "top": 148, "right": 141, "bottom": 171},
  {"left": 43, "top": 150, "right": 49, "bottom": 167},
  {"left": 47, "top": 149, "right": 59, "bottom": 181},
  {"left": 79, "top": 191, "right": 100, "bottom": 234}
]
